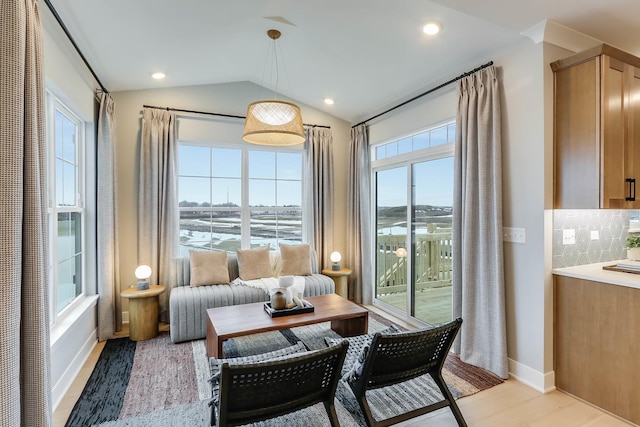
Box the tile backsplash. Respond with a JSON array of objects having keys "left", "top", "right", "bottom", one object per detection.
[{"left": 552, "top": 210, "right": 631, "bottom": 268}]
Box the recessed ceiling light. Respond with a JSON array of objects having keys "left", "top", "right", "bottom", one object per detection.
[
  {"left": 324, "top": 98, "right": 335, "bottom": 105},
  {"left": 422, "top": 21, "right": 441, "bottom": 36},
  {"left": 151, "top": 72, "right": 166, "bottom": 80}
]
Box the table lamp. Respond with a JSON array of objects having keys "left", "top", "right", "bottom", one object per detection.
[
  {"left": 135, "top": 265, "right": 152, "bottom": 290},
  {"left": 330, "top": 251, "right": 342, "bottom": 271}
]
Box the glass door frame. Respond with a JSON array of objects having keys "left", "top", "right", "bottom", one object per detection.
[{"left": 371, "top": 143, "right": 454, "bottom": 325}]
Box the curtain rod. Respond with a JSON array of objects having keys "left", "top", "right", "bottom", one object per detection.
[
  {"left": 352, "top": 60, "right": 494, "bottom": 128},
  {"left": 143, "top": 105, "right": 331, "bottom": 129},
  {"left": 42, "top": 0, "right": 108, "bottom": 93}
]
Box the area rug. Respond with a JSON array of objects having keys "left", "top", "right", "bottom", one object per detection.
[{"left": 65, "top": 312, "right": 502, "bottom": 426}]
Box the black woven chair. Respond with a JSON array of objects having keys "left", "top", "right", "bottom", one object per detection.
[
  {"left": 210, "top": 340, "right": 349, "bottom": 427},
  {"left": 346, "top": 318, "right": 466, "bottom": 427}
]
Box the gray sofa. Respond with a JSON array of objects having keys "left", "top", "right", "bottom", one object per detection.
[{"left": 169, "top": 251, "right": 335, "bottom": 343}]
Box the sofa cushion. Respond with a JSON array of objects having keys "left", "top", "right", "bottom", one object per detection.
[
  {"left": 189, "top": 250, "right": 230, "bottom": 287},
  {"left": 236, "top": 246, "right": 272, "bottom": 280},
  {"left": 279, "top": 243, "right": 312, "bottom": 276}
]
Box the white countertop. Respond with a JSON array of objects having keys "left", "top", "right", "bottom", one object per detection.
[{"left": 553, "top": 260, "right": 640, "bottom": 290}]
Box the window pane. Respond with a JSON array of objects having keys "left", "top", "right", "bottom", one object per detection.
[
  {"left": 385, "top": 142, "right": 398, "bottom": 158},
  {"left": 56, "top": 210, "right": 82, "bottom": 313},
  {"left": 447, "top": 123, "right": 456, "bottom": 143},
  {"left": 212, "top": 148, "right": 241, "bottom": 178},
  {"left": 250, "top": 210, "right": 302, "bottom": 248},
  {"left": 430, "top": 126, "right": 448, "bottom": 147},
  {"left": 277, "top": 181, "right": 301, "bottom": 207},
  {"left": 376, "top": 167, "right": 408, "bottom": 313},
  {"left": 179, "top": 177, "right": 210, "bottom": 206},
  {"left": 212, "top": 178, "right": 241, "bottom": 206},
  {"left": 179, "top": 210, "right": 241, "bottom": 255},
  {"left": 62, "top": 162, "right": 76, "bottom": 206},
  {"left": 376, "top": 145, "right": 386, "bottom": 160},
  {"left": 277, "top": 152, "right": 302, "bottom": 180},
  {"left": 179, "top": 145, "right": 210, "bottom": 177},
  {"left": 61, "top": 117, "right": 76, "bottom": 162},
  {"left": 249, "top": 179, "right": 275, "bottom": 206},
  {"left": 397, "top": 137, "right": 412, "bottom": 154},
  {"left": 413, "top": 133, "right": 428, "bottom": 150},
  {"left": 249, "top": 151, "right": 275, "bottom": 179}
]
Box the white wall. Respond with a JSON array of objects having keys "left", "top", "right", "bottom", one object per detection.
[
  {"left": 110, "top": 83, "right": 351, "bottom": 313},
  {"left": 42, "top": 5, "right": 100, "bottom": 410}
]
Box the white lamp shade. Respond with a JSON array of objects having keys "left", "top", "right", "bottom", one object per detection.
[
  {"left": 396, "top": 248, "right": 407, "bottom": 258},
  {"left": 330, "top": 251, "right": 342, "bottom": 263},
  {"left": 135, "top": 265, "right": 152, "bottom": 280},
  {"left": 243, "top": 100, "right": 305, "bottom": 146}
]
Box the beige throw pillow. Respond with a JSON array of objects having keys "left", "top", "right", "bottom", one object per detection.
[
  {"left": 189, "top": 251, "right": 230, "bottom": 287},
  {"left": 279, "top": 243, "right": 312, "bottom": 276},
  {"left": 236, "top": 246, "right": 273, "bottom": 280}
]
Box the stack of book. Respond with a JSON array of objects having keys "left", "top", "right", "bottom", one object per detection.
[{"left": 615, "top": 260, "right": 640, "bottom": 272}]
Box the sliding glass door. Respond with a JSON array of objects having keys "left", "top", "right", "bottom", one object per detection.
[{"left": 373, "top": 122, "right": 454, "bottom": 325}]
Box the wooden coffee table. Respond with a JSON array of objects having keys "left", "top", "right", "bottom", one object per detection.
[{"left": 205, "top": 293, "right": 368, "bottom": 358}]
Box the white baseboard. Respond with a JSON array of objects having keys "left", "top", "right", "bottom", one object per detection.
[
  {"left": 508, "top": 357, "right": 556, "bottom": 393},
  {"left": 52, "top": 329, "right": 97, "bottom": 411}
]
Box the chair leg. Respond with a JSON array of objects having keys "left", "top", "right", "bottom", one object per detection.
[
  {"left": 431, "top": 373, "right": 467, "bottom": 427},
  {"left": 323, "top": 401, "right": 341, "bottom": 427}
]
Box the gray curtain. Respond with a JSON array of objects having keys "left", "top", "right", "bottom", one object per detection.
[
  {"left": 305, "top": 127, "right": 334, "bottom": 268},
  {"left": 452, "top": 66, "right": 508, "bottom": 379},
  {"left": 138, "top": 108, "right": 179, "bottom": 322},
  {"left": 346, "top": 124, "right": 373, "bottom": 304},
  {"left": 0, "top": 0, "right": 52, "bottom": 425},
  {"left": 97, "top": 92, "right": 121, "bottom": 341}
]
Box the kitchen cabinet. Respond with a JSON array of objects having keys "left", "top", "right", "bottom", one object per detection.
[
  {"left": 554, "top": 274, "right": 640, "bottom": 424},
  {"left": 552, "top": 44, "right": 640, "bottom": 209}
]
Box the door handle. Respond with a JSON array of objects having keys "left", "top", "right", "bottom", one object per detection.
[{"left": 626, "top": 178, "right": 636, "bottom": 201}]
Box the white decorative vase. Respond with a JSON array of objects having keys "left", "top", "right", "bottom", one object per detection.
[{"left": 627, "top": 248, "right": 640, "bottom": 261}]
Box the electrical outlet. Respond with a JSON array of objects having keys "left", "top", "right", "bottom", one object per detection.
[
  {"left": 591, "top": 230, "right": 599, "bottom": 240},
  {"left": 503, "top": 227, "right": 526, "bottom": 244},
  {"left": 563, "top": 229, "right": 576, "bottom": 245}
]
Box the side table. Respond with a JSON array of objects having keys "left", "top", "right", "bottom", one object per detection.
[
  {"left": 121, "top": 285, "right": 166, "bottom": 341},
  {"left": 321, "top": 268, "right": 352, "bottom": 299}
]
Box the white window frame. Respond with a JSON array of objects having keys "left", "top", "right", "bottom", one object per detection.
[
  {"left": 177, "top": 139, "right": 307, "bottom": 252},
  {"left": 46, "top": 90, "right": 87, "bottom": 325}
]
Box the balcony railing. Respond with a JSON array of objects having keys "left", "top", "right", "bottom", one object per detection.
[{"left": 376, "top": 229, "right": 452, "bottom": 294}]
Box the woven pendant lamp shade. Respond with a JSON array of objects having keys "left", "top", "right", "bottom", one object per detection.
[{"left": 243, "top": 100, "right": 305, "bottom": 146}]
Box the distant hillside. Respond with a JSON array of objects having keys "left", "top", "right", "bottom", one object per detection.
[{"left": 378, "top": 205, "right": 452, "bottom": 218}]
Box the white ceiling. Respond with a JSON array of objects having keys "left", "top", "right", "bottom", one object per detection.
[{"left": 48, "top": 0, "right": 640, "bottom": 123}]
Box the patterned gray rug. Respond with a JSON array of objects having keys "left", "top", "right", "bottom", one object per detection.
[{"left": 67, "top": 313, "right": 502, "bottom": 426}]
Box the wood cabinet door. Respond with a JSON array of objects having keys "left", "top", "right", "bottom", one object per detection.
[
  {"left": 601, "top": 56, "right": 640, "bottom": 208},
  {"left": 625, "top": 64, "right": 640, "bottom": 208}
]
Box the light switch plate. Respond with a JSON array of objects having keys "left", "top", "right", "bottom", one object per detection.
[
  {"left": 563, "top": 229, "right": 576, "bottom": 245},
  {"left": 503, "top": 227, "right": 526, "bottom": 244}
]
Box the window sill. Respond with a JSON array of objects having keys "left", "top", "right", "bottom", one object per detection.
[{"left": 50, "top": 295, "right": 98, "bottom": 347}]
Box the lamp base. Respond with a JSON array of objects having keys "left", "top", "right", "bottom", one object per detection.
[
  {"left": 331, "top": 264, "right": 341, "bottom": 271},
  {"left": 137, "top": 280, "right": 150, "bottom": 291}
]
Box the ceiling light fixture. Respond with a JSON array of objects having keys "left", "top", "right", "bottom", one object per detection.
[
  {"left": 422, "top": 21, "right": 442, "bottom": 36},
  {"left": 151, "top": 71, "right": 166, "bottom": 80},
  {"left": 243, "top": 29, "right": 305, "bottom": 146},
  {"left": 324, "top": 98, "right": 335, "bottom": 105}
]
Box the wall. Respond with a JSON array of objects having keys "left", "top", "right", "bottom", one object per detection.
[
  {"left": 111, "top": 83, "right": 350, "bottom": 315},
  {"left": 41, "top": 5, "right": 100, "bottom": 409}
]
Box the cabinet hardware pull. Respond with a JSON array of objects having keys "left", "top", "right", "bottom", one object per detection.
[{"left": 626, "top": 178, "right": 636, "bottom": 201}]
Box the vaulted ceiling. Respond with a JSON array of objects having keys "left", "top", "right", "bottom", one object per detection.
[{"left": 48, "top": 0, "right": 640, "bottom": 123}]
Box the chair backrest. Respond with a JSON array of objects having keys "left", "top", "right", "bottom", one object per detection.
[
  {"left": 216, "top": 340, "right": 348, "bottom": 426},
  {"left": 360, "top": 318, "right": 462, "bottom": 390}
]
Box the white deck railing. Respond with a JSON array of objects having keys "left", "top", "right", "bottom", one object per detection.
[{"left": 376, "top": 229, "right": 452, "bottom": 294}]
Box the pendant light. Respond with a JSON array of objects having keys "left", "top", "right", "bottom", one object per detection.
[{"left": 243, "top": 29, "right": 305, "bottom": 146}]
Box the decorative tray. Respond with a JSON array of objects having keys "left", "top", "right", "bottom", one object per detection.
[{"left": 263, "top": 302, "right": 315, "bottom": 318}]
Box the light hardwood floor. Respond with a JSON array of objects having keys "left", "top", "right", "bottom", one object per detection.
[{"left": 54, "top": 315, "right": 633, "bottom": 427}]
